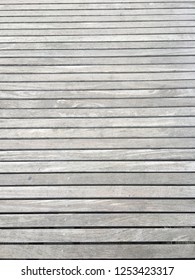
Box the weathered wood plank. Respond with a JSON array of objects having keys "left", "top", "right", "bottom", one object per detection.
[
  {"left": 1, "top": 108, "right": 195, "bottom": 118},
  {"left": 1, "top": 149, "right": 195, "bottom": 161},
  {"left": 0, "top": 244, "right": 194, "bottom": 259},
  {"left": 1, "top": 15, "right": 195, "bottom": 23},
  {"left": 1, "top": 228, "right": 195, "bottom": 243},
  {"left": 1, "top": 65, "right": 195, "bottom": 73},
  {"left": 0, "top": 186, "right": 195, "bottom": 198},
  {"left": 3, "top": 0, "right": 195, "bottom": 4},
  {"left": 0, "top": 214, "right": 194, "bottom": 227},
  {"left": 0, "top": 138, "right": 194, "bottom": 150},
  {"left": 2, "top": 21, "right": 195, "bottom": 30},
  {"left": 0, "top": 161, "right": 194, "bottom": 173},
  {"left": 0, "top": 72, "right": 195, "bottom": 80},
  {"left": 0, "top": 117, "right": 195, "bottom": 128},
  {"left": 1, "top": 35, "right": 195, "bottom": 43},
  {"left": 0, "top": 173, "right": 194, "bottom": 186},
  {"left": 0, "top": 199, "right": 194, "bottom": 213},
  {"left": 2, "top": 27, "right": 195, "bottom": 36},
  {"left": 1, "top": 128, "right": 195, "bottom": 138},
  {"left": 1, "top": 9, "right": 195, "bottom": 16},
  {"left": 0, "top": 98, "right": 195, "bottom": 108},
  {"left": 2, "top": 81, "right": 195, "bottom": 91},
  {"left": 2, "top": 3, "right": 195, "bottom": 10},
  {"left": 1, "top": 57, "right": 195, "bottom": 65},
  {"left": 0, "top": 89, "right": 194, "bottom": 99}
]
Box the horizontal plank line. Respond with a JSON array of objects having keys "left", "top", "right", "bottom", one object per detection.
[
  {"left": 2, "top": 184, "right": 194, "bottom": 186},
  {"left": 2, "top": 2, "right": 195, "bottom": 4},
  {"left": 1, "top": 97, "right": 195, "bottom": 99},
  {"left": 2, "top": 8, "right": 195, "bottom": 11},
  {"left": 1, "top": 212, "right": 195, "bottom": 214},
  {"left": 2, "top": 14, "right": 195, "bottom": 17},
  {"left": 2, "top": 148, "right": 195, "bottom": 151},
  {"left": 1, "top": 39, "right": 195, "bottom": 43},
  {"left": 2, "top": 20, "right": 195, "bottom": 23},
  {"left": 2, "top": 33, "right": 195, "bottom": 36},
  {"left": 1, "top": 226, "right": 194, "bottom": 229},
  {"left": 1, "top": 171, "right": 195, "bottom": 174},
  {"left": 2, "top": 116, "right": 195, "bottom": 119},
  {"left": 1, "top": 70, "right": 195, "bottom": 73},
  {"left": 1, "top": 87, "right": 195, "bottom": 91},
  {"left": 2, "top": 126, "right": 195, "bottom": 129},
  {"left": 0, "top": 242, "right": 194, "bottom": 245},
  {"left": 2, "top": 26, "right": 195, "bottom": 30},
  {"left": 2, "top": 259, "right": 194, "bottom": 261},
  {"left": 1, "top": 197, "right": 195, "bottom": 200},
  {"left": 1, "top": 63, "right": 195, "bottom": 66},
  {"left": 1, "top": 48, "right": 195, "bottom": 51},
  {"left": 1, "top": 79, "right": 195, "bottom": 82},
  {"left": 1, "top": 137, "right": 195, "bottom": 140},
  {"left": 1, "top": 159, "right": 195, "bottom": 162},
  {"left": 2, "top": 107, "right": 195, "bottom": 109}
]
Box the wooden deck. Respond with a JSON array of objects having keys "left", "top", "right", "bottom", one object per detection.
[{"left": 0, "top": 0, "right": 195, "bottom": 259}]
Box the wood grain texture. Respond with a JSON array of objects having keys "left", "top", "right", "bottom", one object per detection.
[
  {"left": 1, "top": 149, "right": 195, "bottom": 161},
  {"left": 2, "top": 15, "right": 195, "bottom": 23},
  {"left": 0, "top": 199, "right": 194, "bottom": 213},
  {"left": 0, "top": 214, "right": 195, "bottom": 227},
  {"left": 0, "top": 138, "right": 194, "bottom": 149},
  {"left": 1, "top": 228, "right": 195, "bottom": 242},
  {"left": 0, "top": 89, "right": 194, "bottom": 99},
  {"left": 0, "top": 161, "right": 195, "bottom": 173},
  {"left": 1, "top": 0, "right": 195, "bottom": 260},
  {"left": 1, "top": 98, "right": 195, "bottom": 108},
  {"left": 0, "top": 173, "right": 194, "bottom": 186},
  {"left": 1, "top": 185, "right": 195, "bottom": 198},
  {"left": 0, "top": 245, "right": 195, "bottom": 259},
  {"left": 1, "top": 128, "right": 195, "bottom": 138},
  {"left": 1, "top": 108, "right": 195, "bottom": 118}
]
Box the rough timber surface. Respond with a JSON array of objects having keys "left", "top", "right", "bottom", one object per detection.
[{"left": 0, "top": 0, "right": 195, "bottom": 260}]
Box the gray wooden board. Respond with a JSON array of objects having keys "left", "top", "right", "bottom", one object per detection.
[
  {"left": 1, "top": 128, "right": 195, "bottom": 138},
  {"left": 1, "top": 35, "right": 195, "bottom": 43},
  {"left": 2, "top": 15, "right": 195, "bottom": 23},
  {"left": 3, "top": 0, "right": 195, "bottom": 3},
  {"left": 1, "top": 108, "right": 195, "bottom": 118},
  {"left": 1, "top": 161, "right": 195, "bottom": 173},
  {"left": 0, "top": 88, "right": 195, "bottom": 99},
  {"left": 0, "top": 199, "right": 195, "bottom": 213},
  {"left": 1, "top": 118, "right": 195, "bottom": 128},
  {"left": 1, "top": 228, "right": 195, "bottom": 243},
  {"left": 1, "top": 9, "right": 195, "bottom": 16},
  {"left": 3, "top": 42, "right": 195, "bottom": 50},
  {"left": 0, "top": 138, "right": 194, "bottom": 149},
  {"left": 0, "top": 98, "right": 195, "bottom": 108},
  {"left": 0, "top": 65, "right": 195, "bottom": 73},
  {"left": 0, "top": 245, "right": 195, "bottom": 259},
  {"left": 1, "top": 149, "right": 195, "bottom": 161},
  {"left": 0, "top": 186, "right": 195, "bottom": 198},
  {"left": 1, "top": 57, "right": 195, "bottom": 65},
  {"left": 1, "top": 0, "right": 195, "bottom": 260},
  {"left": 2, "top": 3, "right": 195, "bottom": 10},
  {"left": 2, "top": 81, "right": 195, "bottom": 91},
  {"left": 0, "top": 214, "right": 195, "bottom": 227},
  {"left": 2, "top": 28, "right": 195, "bottom": 36},
  {"left": 0, "top": 71, "right": 195, "bottom": 79},
  {"left": 0, "top": 89, "right": 194, "bottom": 99},
  {"left": 2, "top": 21, "right": 195, "bottom": 29},
  {"left": 0, "top": 173, "right": 194, "bottom": 186}
]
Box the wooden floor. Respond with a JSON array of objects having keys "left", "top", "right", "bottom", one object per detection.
[{"left": 0, "top": 0, "right": 195, "bottom": 259}]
